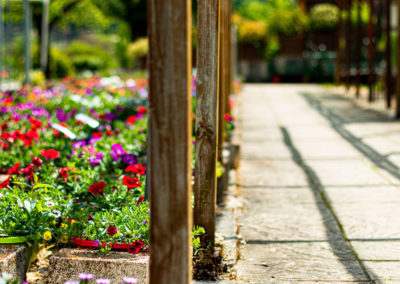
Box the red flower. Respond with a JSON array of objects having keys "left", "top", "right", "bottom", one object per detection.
[
  {"left": 22, "top": 165, "right": 34, "bottom": 177},
  {"left": 0, "top": 176, "right": 10, "bottom": 189},
  {"left": 92, "top": 131, "right": 103, "bottom": 138},
  {"left": 89, "top": 181, "right": 106, "bottom": 195},
  {"left": 136, "top": 196, "right": 145, "bottom": 206},
  {"left": 59, "top": 168, "right": 69, "bottom": 178},
  {"left": 122, "top": 176, "right": 141, "bottom": 189},
  {"left": 128, "top": 239, "right": 145, "bottom": 255},
  {"left": 40, "top": 149, "right": 60, "bottom": 160},
  {"left": 126, "top": 115, "right": 138, "bottom": 125},
  {"left": 7, "top": 162, "right": 20, "bottom": 175},
  {"left": 26, "top": 129, "right": 39, "bottom": 140},
  {"left": 29, "top": 117, "right": 42, "bottom": 130},
  {"left": 106, "top": 225, "right": 117, "bottom": 236},
  {"left": 137, "top": 106, "right": 147, "bottom": 114},
  {"left": 125, "top": 164, "right": 146, "bottom": 175},
  {"left": 32, "top": 157, "right": 43, "bottom": 168}
]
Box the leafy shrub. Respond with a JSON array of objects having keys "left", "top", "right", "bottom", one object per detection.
[
  {"left": 30, "top": 70, "right": 46, "bottom": 87},
  {"left": 268, "top": 7, "right": 308, "bottom": 36},
  {"left": 66, "top": 41, "right": 114, "bottom": 72},
  {"left": 238, "top": 20, "right": 267, "bottom": 44},
  {"left": 126, "top": 38, "right": 148, "bottom": 69},
  {"left": 309, "top": 4, "right": 340, "bottom": 32},
  {"left": 49, "top": 47, "right": 75, "bottom": 79}
]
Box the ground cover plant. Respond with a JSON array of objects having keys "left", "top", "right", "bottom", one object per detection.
[{"left": 0, "top": 75, "right": 238, "bottom": 264}]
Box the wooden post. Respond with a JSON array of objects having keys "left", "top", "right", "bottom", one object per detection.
[
  {"left": 396, "top": 0, "right": 400, "bottom": 117},
  {"left": 0, "top": 0, "right": 3, "bottom": 90},
  {"left": 40, "top": 0, "right": 49, "bottom": 73},
  {"left": 217, "top": 0, "right": 228, "bottom": 203},
  {"left": 194, "top": 0, "right": 220, "bottom": 246},
  {"left": 335, "top": 0, "right": 343, "bottom": 85},
  {"left": 345, "top": 0, "right": 352, "bottom": 91},
  {"left": 368, "top": 0, "right": 376, "bottom": 102},
  {"left": 386, "top": 0, "right": 393, "bottom": 108},
  {"left": 148, "top": 0, "right": 193, "bottom": 283},
  {"left": 24, "top": 0, "right": 31, "bottom": 84},
  {"left": 355, "top": 0, "right": 362, "bottom": 98}
]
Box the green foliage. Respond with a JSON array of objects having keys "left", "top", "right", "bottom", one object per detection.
[
  {"left": 126, "top": 38, "right": 148, "bottom": 69},
  {"left": 350, "top": 1, "right": 370, "bottom": 26},
  {"left": 309, "top": 4, "right": 340, "bottom": 32},
  {"left": 269, "top": 7, "right": 308, "bottom": 36},
  {"left": 66, "top": 41, "right": 116, "bottom": 73},
  {"left": 49, "top": 47, "right": 75, "bottom": 78},
  {"left": 237, "top": 20, "right": 267, "bottom": 44},
  {"left": 30, "top": 70, "right": 46, "bottom": 87}
]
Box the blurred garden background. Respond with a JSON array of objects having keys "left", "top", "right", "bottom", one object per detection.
[{"left": 0, "top": 0, "right": 391, "bottom": 85}]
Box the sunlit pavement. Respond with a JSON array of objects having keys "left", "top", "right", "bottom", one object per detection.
[{"left": 234, "top": 84, "right": 400, "bottom": 283}]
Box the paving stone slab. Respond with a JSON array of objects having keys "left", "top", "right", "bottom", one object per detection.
[
  {"left": 330, "top": 202, "right": 400, "bottom": 239},
  {"left": 0, "top": 246, "right": 26, "bottom": 282},
  {"left": 293, "top": 140, "right": 363, "bottom": 160},
  {"left": 307, "top": 160, "right": 390, "bottom": 187},
  {"left": 285, "top": 126, "right": 343, "bottom": 141},
  {"left": 237, "top": 257, "right": 367, "bottom": 283},
  {"left": 48, "top": 249, "right": 148, "bottom": 284},
  {"left": 324, "top": 187, "right": 400, "bottom": 204},
  {"left": 363, "top": 261, "right": 400, "bottom": 281},
  {"left": 241, "top": 141, "right": 292, "bottom": 160},
  {"left": 351, "top": 241, "right": 400, "bottom": 261},
  {"left": 239, "top": 188, "right": 340, "bottom": 241},
  {"left": 239, "top": 160, "right": 308, "bottom": 187}
]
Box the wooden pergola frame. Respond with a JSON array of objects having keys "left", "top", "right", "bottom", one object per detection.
[{"left": 148, "top": 0, "right": 232, "bottom": 282}]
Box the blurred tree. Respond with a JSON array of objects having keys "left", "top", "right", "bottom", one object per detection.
[{"left": 93, "top": 0, "right": 147, "bottom": 41}]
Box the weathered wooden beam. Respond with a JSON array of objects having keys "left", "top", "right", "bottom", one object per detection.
[
  {"left": 335, "top": 0, "right": 343, "bottom": 85},
  {"left": 345, "top": 0, "right": 352, "bottom": 91},
  {"left": 386, "top": 0, "right": 393, "bottom": 108},
  {"left": 396, "top": 0, "right": 400, "bottom": 117},
  {"left": 355, "top": 0, "right": 362, "bottom": 98},
  {"left": 368, "top": 0, "right": 376, "bottom": 102},
  {"left": 148, "top": 0, "right": 193, "bottom": 283},
  {"left": 194, "top": 0, "right": 220, "bottom": 246},
  {"left": 217, "top": 0, "right": 228, "bottom": 203}
]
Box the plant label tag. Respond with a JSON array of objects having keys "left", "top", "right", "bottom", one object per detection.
[
  {"left": 51, "top": 123, "right": 77, "bottom": 140},
  {"left": 75, "top": 113, "right": 100, "bottom": 128}
]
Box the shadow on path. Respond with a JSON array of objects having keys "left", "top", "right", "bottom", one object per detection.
[
  {"left": 280, "top": 126, "right": 380, "bottom": 283},
  {"left": 301, "top": 92, "right": 400, "bottom": 183}
]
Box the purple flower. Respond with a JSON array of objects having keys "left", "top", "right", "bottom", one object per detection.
[
  {"left": 88, "top": 153, "right": 103, "bottom": 167},
  {"left": 64, "top": 281, "right": 79, "bottom": 284},
  {"left": 110, "top": 144, "right": 126, "bottom": 161},
  {"left": 96, "top": 279, "right": 111, "bottom": 284},
  {"left": 78, "top": 273, "right": 94, "bottom": 281},
  {"left": 89, "top": 136, "right": 102, "bottom": 145},
  {"left": 142, "top": 220, "right": 148, "bottom": 225},
  {"left": 56, "top": 108, "right": 77, "bottom": 122},
  {"left": 32, "top": 107, "right": 49, "bottom": 117},
  {"left": 93, "top": 240, "right": 100, "bottom": 245},
  {"left": 105, "top": 112, "right": 117, "bottom": 122},
  {"left": 73, "top": 140, "right": 87, "bottom": 150},
  {"left": 122, "top": 154, "right": 137, "bottom": 166},
  {"left": 123, "top": 277, "right": 138, "bottom": 284}
]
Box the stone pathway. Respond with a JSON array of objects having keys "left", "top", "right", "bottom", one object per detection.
[{"left": 236, "top": 84, "right": 400, "bottom": 283}]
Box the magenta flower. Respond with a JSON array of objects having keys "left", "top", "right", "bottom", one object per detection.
[
  {"left": 110, "top": 143, "right": 126, "bottom": 161},
  {"left": 78, "top": 273, "right": 94, "bottom": 281}
]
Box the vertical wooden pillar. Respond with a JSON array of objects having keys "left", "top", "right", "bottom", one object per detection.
[
  {"left": 355, "top": 0, "right": 362, "bottom": 98},
  {"left": 24, "top": 0, "right": 31, "bottom": 84},
  {"left": 368, "top": 0, "right": 376, "bottom": 102},
  {"left": 148, "top": 0, "right": 193, "bottom": 283},
  {"left": 217, "top": 0, "right": 228, "bottom": 203},
  {"left": 386, "top": 0, "right": 393, "bottom": 108},
  {"left": 396, "top": 0, "right": 400, "bottom": 117},
  {"left": 194, "top": 0, "right": 220, "bottom": 245},
  {"left": 345, "top": 0, "right": 352, "bottom": 91},
  {"left": 335, "top": 0, "right": 343, "bottom": 85}
]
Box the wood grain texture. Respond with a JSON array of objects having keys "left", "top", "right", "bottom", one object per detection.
[
  {"left": 193, "top": 0, "right": 220, "bottom": 244},
  {"left": 147, "top": 0, "right": 192, "bottom": 283},
  {"left": 368, "top": 0, "right": 375, "bottom": 102},
  {"left": 396, "top": 0, "right": 400, "bottom": 117},
  {"left": 385, "top": 0, "right": 392, "bottom": 108}
]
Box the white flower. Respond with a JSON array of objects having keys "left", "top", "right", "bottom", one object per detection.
[{"left": 1, "top": 272, "right": 12, "bottom": 281}]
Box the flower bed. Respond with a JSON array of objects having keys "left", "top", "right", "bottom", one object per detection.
[
  {"left": 0, "top": 76, "right": 150, "bottom": 258},
  {"left": 0, "top": 74, "right": 240, "bottom": 282}
]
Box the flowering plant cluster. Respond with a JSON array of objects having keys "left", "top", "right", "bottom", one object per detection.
[{"left": 0, "top": 76, "right": 149, "bottom": 253}]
